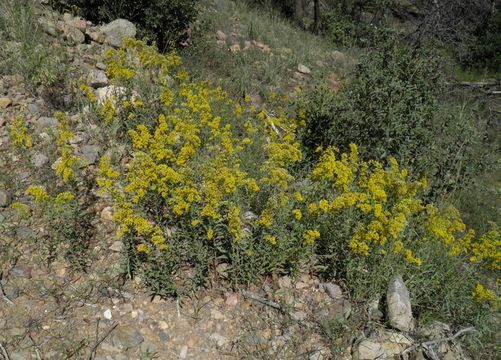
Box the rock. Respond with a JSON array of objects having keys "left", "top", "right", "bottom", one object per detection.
[
  {"left": 101, "top": 19, "right": 136, "bottom": 48},
  {"left": 354, "top": 340, "right": 384, "bottom": 360},
  {"left": 225, "top": 293, "right": 239, "bottom": 307},
  {"left": 37, "top": 116, "right": 59, "bottom": 129},
  {"left": 37, "top": 17, "right": 58, "bottom": 36},
  {"left": 96, "top": 62, "right": 107, "bottom": 70},
  {"left": 0, "top": 97, "right": 12, "bottom": 109},
  {"left": 112, "top": 326, "right": 144, "bottom": 350},
  {"left": 9, "top": 265, "right": 32, "bottom": 279},
  {"left": 0, "top": 189, "right": 11, "bottom": 207},
  {"left": 63, "top": 13, "right": 73, "bottom": 22},
  {"left": 297, "top": 64, "right": 311, "bottom": 74},
  {"left": 230, "top": 44, "right": 241, "bottom": 53},
  {"left": 88, "top": 69, "right": 109, "bottom": 88},
  {"left": 159, "top": 330, "right": 169, "bottom": 341},
  {"left": 368, "top": 299, "right": 383, "bottom": 321},
  {"left": 210, "top": 308, "right": 225, "bottom": 320},
  {"left": 109, "top": 241, "right": 123, "bottom": 252},
  {"left": 63, "top": 24, "right": 85, "bottom": 44},
  {"left": 386, "top": 275, "right": 414, "bottom": 332},
  {"left": 88, "top": 30, "right": 105, "bottom": 44},
  {"left": 2, "top": 284, "right": 20, "bottom": 300},
  {"left": 103, "top": 309, "right": 112, "bottom": 320},
  {"left": 320, "top": 282, "right": 343, "bottom": 300},
  {"left": 216, "top": 30, "right": 227, "bottom": 41},
  {"left": 210, "top": 333, "right": 228, "bottom": 347},
  {"left": 101, "top": 207, "right": 114, "bottom": 221},
  {"left": 95, "top": 85, "right": 127, "bottom": 105},
  {"left": 278, "top": 276, "right": 293, "bottom": 288},
  {"left": 80, "top": 144, "right": 100, "bottom": 165},
  {"left": 32, "top": 153, "right": 49, "bottom": 168},
  {"left": 66, "top": 16, "right": 87, "bottom": 33},
  {"left": 179, "top": 345, "right": 188, "bottom": 359},
  {"left": 27, "top": 102, "right": 40, "bottom": 114},
  {"left": 379, "top": 330, "right": 412, "bottom": 354}
]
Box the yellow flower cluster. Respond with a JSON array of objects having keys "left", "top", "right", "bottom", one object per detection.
[
  {"left": 53, "top": 112, "right": 81, "bottom": 183},
  {"left": 472, "top": 283, "right": 499, "bottom": 309},
  {"left": 303, "top": 229, "right": 320, "bottom": 245},
  {"left": 9, "top": 114, "right": 32, "bottom": 149},
  {"left": 25, "top": 185, "right": 75, "bottom": 208}
]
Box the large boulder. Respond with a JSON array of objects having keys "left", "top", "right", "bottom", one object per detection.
[
  {"left": 101, "top": 19, "right": 136, "bottom": 48},
  {"left": 387, "top": 275, "right": 414, "bottom": 332}
]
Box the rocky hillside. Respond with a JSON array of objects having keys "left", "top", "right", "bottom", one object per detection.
[{"left": 0, "top": 2, "right": 499, "bottom": 360}]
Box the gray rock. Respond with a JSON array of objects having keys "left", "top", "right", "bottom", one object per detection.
[
  {"left": 321, "top": 282, "right": 343, "bottom": 300},
  {"left": 80, "top": 144, "right": 100, "bottom": 165},
  {"left": 88, "top": 69, "right": 109, "bottom": 88},
  {"left": 9, "top": 265, "right": 32, "bottom": 279},
  {"left": 109, "top": 241, "right": 123, "bottom": 252},
  {"left": 297, "top": 64, "right": 311, "bottom": 74},
  {"left": 158, "top": 330, "right": 169, "bottom": 342},
  {"left": 101, "top": 19, "right": 136, "bottom": 48},
  {"left": 0, "top": 189, "right": 11, "bottom": 207},
  {"left": 27, "top": 102, "right": 40, "bottom": 114},
  {"left": 354, "top": 339, "right": 384, "bottom": 360},
  {"left": 2, "top": 283, "right": 20, "bottom": 300},
  {"left": 38, "top": 17, "right": 58, "bottom": 37},
  {"left": 37, "top": 116, "right": 58, "bottom": 129},
  {"left": 387, "top": 275, "right": 414, "bottom": 332},
  {"left": 111, "top": 326, "right": 144, "bottom": 350},
  {"left": 32, "top": 153, "right": 49, "bottom": 168},
  {"left": 63, "top": 24, "right": 85, "bottom": 45},
  {"left": 95, "top": 85, "right": 127, "bottom": 105},
  {"left": 96, "top": 62, "right": 107, "bottom": 70}
]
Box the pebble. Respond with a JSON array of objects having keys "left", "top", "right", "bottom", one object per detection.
[
  {"left": 32, "top": 153, "right": 49, "bottom": 168},
  {"left": 103, "top": 309, "right": 112, "bottom": 320},
  {"left": 0, "top": 97, "right": 12, "bottom": 108},
  {"left": 0, "top": 189, "right": 12, "bottom": 207},
  {"left": 179, "top": 345, "right": 188, "bottom": 359}
]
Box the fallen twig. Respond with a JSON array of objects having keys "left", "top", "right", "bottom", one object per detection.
[
  {"left": 400, "top": 326, "right": 475, "bottom": 360},
  {"left": 240, "top": 289, "right": 302, "bottom": 322},
  {"left": 0, "top": 282, "right": 14, "bottom": 305},
  {"left": 88, "top": 322, "right": 118, "bottom": 360},
  {"left": 0, "top": 344, "right": 11, "bottom": 360}
]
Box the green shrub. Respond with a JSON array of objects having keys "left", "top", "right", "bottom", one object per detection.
[
  {"left": 299, "top": 34, "right": 491, "bottom": 199},
  {"left": 50, "top": 0, "right": 198, "bottom": 50}
]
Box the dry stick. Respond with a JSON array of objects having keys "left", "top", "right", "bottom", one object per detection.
[
  {"left": 240, "top": 290, "right": 301, "bottom": 322},
  {"left": 400, "top": 326, "right": 475, "bottom": 359},
  {"left": 0, "top": 344, "right": 11, "bottom": 360},
  {"left": 88, "top": 322, "right": 118, "bottom": 360},
  {"left": 0, "top": 282, "right": 14, "bottom": 305}
]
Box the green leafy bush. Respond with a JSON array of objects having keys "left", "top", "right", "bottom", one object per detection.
[
  {"left": 299, "top": 34, "right": 491, "bottom": 198},
  {"left": 50, "top": 0, "right": 198, "bottom": 50}
]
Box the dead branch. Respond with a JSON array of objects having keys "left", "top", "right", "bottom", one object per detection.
[
  {"left": 0, "top": 281, "right": 14, "bottom": 306},
  {"left": 0, "top": 344, "right": 11, "bottom": 360},
  {"left": 400, "top": 326, "right": 475, "bottom": 360},
  {"left": 88, "top": 322, "right": 118, "bottom": 360},
  {"left": 240, "top": 289, "right": 302, "bottom": 322}
]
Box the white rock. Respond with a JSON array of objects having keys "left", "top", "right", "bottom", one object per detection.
[
  {"left": 103, "top": 309, "right": 112, "bottom": 320},
  {"left": 297, "top": 64, "right": 311, "bottom": 74},
  {"left": 387, "top": 275, "right": 414, "bottom": 332},
  {"left": 101, "top": 19, "right": 136, "bottom": 48}
]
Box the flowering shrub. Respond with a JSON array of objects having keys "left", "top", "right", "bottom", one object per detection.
[{"left": 91, "top": 39, "right": 500, "bottom": 299}]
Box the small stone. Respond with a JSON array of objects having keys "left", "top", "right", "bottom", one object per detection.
[
  {"left": 159, "top": 330, "right": 169, "bottom": 342},
  {"left": 243, "top": 40, "right": 251, "bottom": 50},
  {"left": 387, "top": 275, "right": 414, "bottom": 332},
  {"left": 37, "top": 116, "right": 58, "bottom": 129},
  {"left": 63, "top": 24, "right": 85, "bottom": 44},
  {"left": 95, "top": 85, "right": 126, "bottom": 105},
  {"left": 101, "top": 19, "right": 137, "bottom": 48},
  {"left": 0, "top": 97, "right": 12, "bottom": 109},
  {"left": 3, "top": 284, "right": 20, "bottom": 300},
  {"left": 297, "top": 64, "right": 311, "bottom": 74},
  {"left": 210, "top": 333, "right": 228, "bottom": 347},
  {"left": 216, "top": 30, "right": 227, "bottom": 41},
  {"left": 32, "top": 153, "right": 49, "bottom": 168},
  {"left": 27, "top": 102, "right": 40, "bottom": 114},
  {"left": 88, "top": 69, "right": 109, "bottom": 88},
  {"left": 355, "top": 339, "right": 383, "bottom": 360},
  {"left": 63, "top": 13, "right": 73, "bottom": 22},
  {"left": 9, "top": 265, "right": 32, "bottom": 279},
  {"left": 100, "top": 206, "right": 113, "bottom": 221},
  {"left": 112, "top": 326, "right": 144, "bottom": 350},
  {"left": 230, "top": 44, "right": 241, "bottom": 53},
  {"left": 179, "top": 345, "right": 188, "bottom": 359},
  {"left": 80, "top": 144, "right": 100, "bottom": 165},
  {"left": 109, "top": 241, "right": 123, "bottom": 252},
  {"left": 67, "top": 16, "right": 87, "bottom": 32},
  {"left": 320, "top": 282, "right": 343, "bottom": 300},
  {"left": 291, "top": 311, "right": 307, "bottom": 321},
  {"left": 332, "top": 50, "right": 346, "bottom": 62},
  {"left": 221, "top": 294, "right": 237, "bottom": 308},
  {"left": 103, "top": 309, "right": 112, "bottom": 320},
  {"left": 0, "top": 189, "right": 11, "bottom": 207},
  {"left": 96, "top": 62, "right": 107, "bottom": 70}
]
